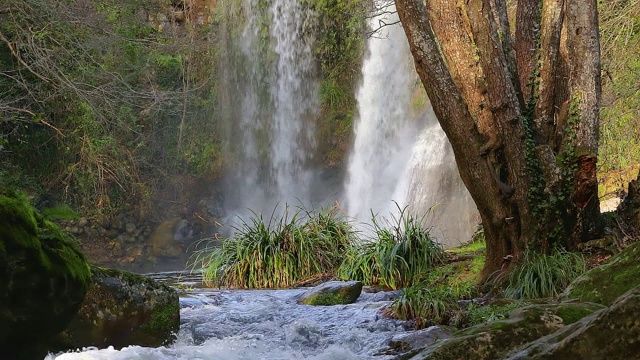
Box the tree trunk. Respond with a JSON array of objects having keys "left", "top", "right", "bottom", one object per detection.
[{"left": 396, "top": 0, "right": 602, "bottom": 281}]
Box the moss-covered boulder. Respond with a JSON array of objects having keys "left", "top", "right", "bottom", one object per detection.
[
  {"left": 58, "top": 266, "right": 180, "bottom": 349},
  {"left": 0, "top": 193, "right": 92, "bottom": 359},
  {"left": 409, "top": 303, "right": 604, "bottom": 360},
  {"left": 507, "top": 285, "right": 640, "bottom": 359},
  {"left": 560, "top": 241, "right": 640, "bottom": 305},
  {"left": 298, "top": 281, "right": 363, "bottom": 306}
]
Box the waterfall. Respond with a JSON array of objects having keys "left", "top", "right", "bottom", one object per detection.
[
  {"left": 344, "top": 6, "right": 418, "bottom": 224},
  {"left": 344, "top": 6, "right": 479, "bottom": 245},
  {"left": 219, "top": 0, "right": 319, "bottom": 218}
]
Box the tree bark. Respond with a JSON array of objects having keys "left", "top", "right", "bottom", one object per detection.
[{"left": 396, "top": 0, "right": 602, "bottom": 280}]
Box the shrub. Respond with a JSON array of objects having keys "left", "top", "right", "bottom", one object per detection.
[
  {"left": 194, "top": 206, "right": 354, "bottom": 289},
  {"left": 338, "top": 207, "right": 446, "bottom": 289},
  {"left": 503, "top": 248, "right": 586, "bottom": 299}
]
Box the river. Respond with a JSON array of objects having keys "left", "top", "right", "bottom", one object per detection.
[{"left": 46, "top": 272, "right": 413, "bottom": 360}]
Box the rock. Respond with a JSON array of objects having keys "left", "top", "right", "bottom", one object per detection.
[
  {"left": 298, "top": 281, "right": 363, "bottom": 306},
  {"left": 389, "top": 326, "right": 453, "bottom": 352},
  {"left": 560, "top": 241, "right": 640, "bottom": 305},
  {"left": 150, "top": 218, "right": 186, "bottom": 258},
  {"left": 507, "top": 285, "right": 640, "bottom": 359},
  {"left": 78, "top": 217, "right": 88, "bottom": 227},
  {"left": 0, "top": 193, "right": 92, "bottom": 359},
  {"left": 408, "top": 303, "right": 603, "bottom": 360},
  {"left": 58, "top": 266, "right": 180, "bottom": 349},
  {"left": 125, "top": 222, "right": 137, "bottom": 234}
]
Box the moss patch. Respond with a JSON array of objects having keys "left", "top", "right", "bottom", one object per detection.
[
  {"left": 561, "top": 242, "right": 640, "bottom": 305},
  {"left": 140, "top": 300, "right": 180, "bottom": 342},
  {"left": 0, "top": 192, "right": 91, "bottom": 359},
  {"left": 0, "top": 193, "right": 39, "bottom": 251},
  {"left": 299, "top": 281, "right": 363, "bottom": 306}
]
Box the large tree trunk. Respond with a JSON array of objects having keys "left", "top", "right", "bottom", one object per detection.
[{"left": 396, "top": 0, "right": 602, "bottom": 281}]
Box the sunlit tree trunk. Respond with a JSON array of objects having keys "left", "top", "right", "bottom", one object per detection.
[{"left": 395, "top": 0, "right": 601, "bottom": 281}]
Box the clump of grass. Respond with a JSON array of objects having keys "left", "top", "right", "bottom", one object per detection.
[
  {"left": 338, "top": 206, "right": 446, "bottom": 289},
  {"left": 193, "top": 206, "right": 355, "bottom": 289},
  {"left": 388, "top": 285, "right": 461, "bottom": 329},
  {"left": 503, "top": 248, "right": 586, "bottom": 299}
]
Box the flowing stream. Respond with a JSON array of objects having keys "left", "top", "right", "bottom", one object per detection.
[{"left": 47, "top": 272, "right": 413, "bottom": 360}]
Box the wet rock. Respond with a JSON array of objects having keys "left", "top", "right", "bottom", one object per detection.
[
  {"left": 150, "top": 218, "right": 186, "bottom": 258},
  {"left": 0, "top": 193, "right": 92, "bottom": 359},
  {"left": 59, "top": 266, "right": 180, "bottom": 349},
  {"left": 408, "top": 302, "right": 603, "bottom": 360},
  {"left": 560, "top": 241, "right": 640, "bottom": 305},
  {"left": 126, "top": 222, "right": 137, "bottom": 234},
  {"left": 507, "top": 285, "right": 640, "bottom": 359},
  {"left": 389, "top": 326, "right": 453, "bottom": 352},
  {"left": 298, "top": 281, "right": 363, "bottom": 306}
]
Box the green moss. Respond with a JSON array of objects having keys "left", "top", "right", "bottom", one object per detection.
[
  {"left": 302, "top": 292, "right": 348, "bottom": 306},
  {"left": 38, "top": 218, "right": 92, "bottom": 288},
  {"left": 448, "top": 240, "right": 486, "bottom": 255},
  {"left": 0, "top": 194, "right": 40, "bottom": 251},
  {"left": 555, "top": 305, "right": 595, "bottom": 325},
  {"left": 140, "top": 301, "right": 180, "bottom": 340},
  {"left": 562, "top": 242, "right": 640, "bottom": 305}
]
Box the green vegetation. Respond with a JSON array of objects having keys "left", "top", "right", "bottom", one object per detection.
[
  {"left": 390, "top": 285, "right": 461, "bottom": 328},
  {"left": 597, "top": 0, "right": 640, "bottom": 182},
  {"left": 385, "top": 239, "right": 485, "bottom": 329},
  {"left": 309, "top": 0, "right": 366, "bottom": 166},
  {"left": 338, "top": 207, "right": 446, "bottom": 289},
  {"left": 562, "top": 241, "right": 640, "bottom": 305},
  {"left": 461, "top": 301, "right": 531, "bottom": 327},
  {"left": 195, "top": 206, "right": 355, "bottom": 288},
  {"left": 0, "top": 0, "right": 220, "bottom": 218},
  {"left": 502, "top": 248, "right": 586, "bottom": 299}
]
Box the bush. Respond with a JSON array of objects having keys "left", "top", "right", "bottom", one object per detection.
[
  {"left": 503, "top": 248, "right": 586, "bottom": 299},
  {"left": 194, "top": 206, "right": 355, "bottom": 288},
  {"left": 338, "top": 207, "right": 445, "bottom": 289}
]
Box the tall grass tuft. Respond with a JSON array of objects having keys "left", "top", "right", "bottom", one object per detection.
[
  {"left": 194, "top": 206, "right": 355, "bottom": 289},
  {"left": 503, "top": 248, "right": 586, "bottom": 299},
  {"left": 388, "top": 285, "right": 460, "bottom": 329},
  {"left": 338, "top": 206, "right": 446, "bottom": 289}
]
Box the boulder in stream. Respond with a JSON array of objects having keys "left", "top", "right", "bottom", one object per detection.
[
  {"left": 58, "top": 265, "right": 180, "bottom": 349},
  {"left": 298, "top": 280, "right": 363, "bottom": 306},
  {"left": 0, "top": 193, "right": 92, "bottom": 359}
]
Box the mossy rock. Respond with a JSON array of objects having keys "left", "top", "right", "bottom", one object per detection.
[
  {"left": 0, "top": 193, "right": 92, "bottom": 359},
  {"left": 560, "top": 241, "right": 640, "bottom": 305},
  {"left": 409, "top": 302, "right": 604, "bottom": 360},
  {"left": 298, "top": 281, "right": 363, "bottom": 306},
  {"left": 507, "top": 285, "right": 640, "bottom": 359},
  {"left": 57, "top": 265, "right": 180, "bottom": 349}
]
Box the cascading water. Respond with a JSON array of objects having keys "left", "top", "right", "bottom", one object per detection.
[
  {"left": 344, "top": 5, "right": 419, "bottom": 224},
  {"left": 345, "top": 5, "right": 478, "bottom": 245},
  {"left": 220, "top": 0, "right": 319, "bottom": 219}
]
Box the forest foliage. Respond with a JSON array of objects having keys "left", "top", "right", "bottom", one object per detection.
[{"left": 0, "top": 0, "right": 637, "bottom": 218}]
